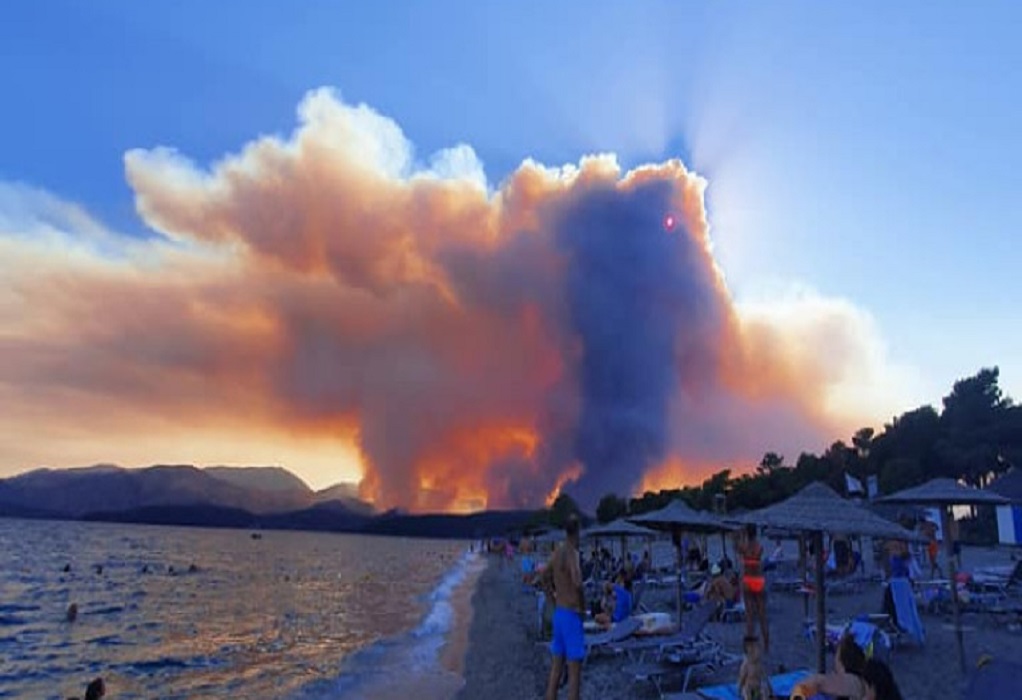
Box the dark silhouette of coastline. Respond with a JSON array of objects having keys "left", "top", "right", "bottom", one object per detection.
[{"left": 0, "top": 501, "right": 537, "bottom": 539}]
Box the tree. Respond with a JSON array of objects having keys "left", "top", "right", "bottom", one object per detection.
[
  {"left": 852, "top": 428, "right": 875, "bottom": 460},
  {"left": 757, "top": 452, "right": 784, "bottom": 475},
  {"left": 549, "top": 493, "right": 581, "bottom": 528},
  {"left": 596, "top": 493, "right": 628, "bottom": 523},
  {"left": 939, "top": 368, "right": 1015, "bottom": 486}
]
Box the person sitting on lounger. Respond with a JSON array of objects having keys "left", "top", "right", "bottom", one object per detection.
[
  {"left": 702, "top": 564, "right": 736, "bottom": 605},
  {"left": 793, "top": 633, "right": 867, "bottom": 700},
  {"left": 738, "top": 635, "right": 771, "bottom": 700},
  {"left": 594, "top": 572, "right": 632, "bottom": 629}
]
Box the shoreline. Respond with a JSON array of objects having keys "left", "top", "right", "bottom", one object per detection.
[
  {"left": 457, "top": 556, "right": 547, "bottom": 699},
  {"left": 441, "top": 550, "right": 487, "bottom": 683}
]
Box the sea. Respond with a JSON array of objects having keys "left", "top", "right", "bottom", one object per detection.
[{"left": 0, "top": 518, "right": 484, "bottom": 699}]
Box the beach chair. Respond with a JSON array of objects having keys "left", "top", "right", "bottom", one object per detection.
[
  {"left": 612, "top": 600, "right": 720, "bottom": 659},
  {"left": 620, "top": 602, "right": 729, "bottom": 695},
  {"left": 888, "top": 578, "right": 925, "bottom": 645},
  {"left": 583, "top": 616, "right": 642, "bottom": 664},
  {"left": 670, "top": 668, "right": 811, "bottom": 700},
  {"left": 624, "top": 649, "right": 722, "bottom": 698},
  {"left": 971, "top": 560, "right": 1022, "bottom": 598}
]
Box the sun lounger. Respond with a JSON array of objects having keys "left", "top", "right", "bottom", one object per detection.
[
  {"left": 611, "top": 600, "right": 720, "bottom": 659},
  {"left": 675, "top": 669, "right": 811, "bottom": 700},
  {"left": 583, "top": 616, "right": 642, "bottom": 663},
  {"left": 971, "top": 561, "right": 1022, "bottom": 597},
  {"left": 889, "top": 578, "right": 925, "bottom": 645},
  {"left": 623, "top": 654, "right": 719, "bottom": 698}
]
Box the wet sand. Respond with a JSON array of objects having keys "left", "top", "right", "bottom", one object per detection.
[{"left": 459, "top": 547, "right": 1022, "bottom": 699}]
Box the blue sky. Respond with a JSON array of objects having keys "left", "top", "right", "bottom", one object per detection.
[{"left": 4, "top": 0, "right": 1021, "bottom": 416}]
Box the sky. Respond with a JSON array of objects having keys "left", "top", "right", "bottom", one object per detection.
[{"left": 2, "top": 2, "right": 1020, "bottom": 509}]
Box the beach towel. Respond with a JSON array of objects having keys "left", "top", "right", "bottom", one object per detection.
[
  {"left": 694, "top": 669, "right": 810, "bottom": 699},
  {"left": 845, "top": 621, "right": 891, "bottom": 663},
  {"left": 889, "top": 578, "right": 925, "bottom": 645}
]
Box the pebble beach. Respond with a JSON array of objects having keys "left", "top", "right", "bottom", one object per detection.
[{"left": 458, "top": 545, "right": 1022, "bottom": 699}]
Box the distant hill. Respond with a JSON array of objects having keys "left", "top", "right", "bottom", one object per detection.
[
  {"left": 0, "top": 464, "right": 318, "bottom": 516},
  {"left": 205, "top": 466, "right": 311, "bottom": 494},
  {"left": 77, "top": 501, "right": 518, "bottom": 539},
  {"left": 258, "top": 501, "right": 372, "bottom": 532},
  {"left": 83, "top": 504, "right": 257, "bottom": 529},
  {"left": 361, "top": 510, "right": 537, "bottom": 539},
  {"left": 313, "top": 482, "right": 374, "bottom": 515},
  {"left": 0, "top": 464, "right": 531, "bottom": 539}
]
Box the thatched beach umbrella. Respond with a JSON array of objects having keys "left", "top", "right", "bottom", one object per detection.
[
  {"left": 737, "top": 482, "right": 920, "bottom": 673},
  {"left": 629, "top": 500, "right": 731, "bottom": 622},
  {"left": 878, "top": 478, "right": 1009, "bottom": 674},
  {"left": 582, "top": 519, "right": 658, "bottom": 580}
]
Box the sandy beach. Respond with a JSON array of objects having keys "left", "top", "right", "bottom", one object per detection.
[{"left": 458, "top": 546, "right": 1022, "bottom": 699}]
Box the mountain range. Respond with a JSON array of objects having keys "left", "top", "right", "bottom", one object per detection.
[
  {"left": 0, "top": 464, "right": 532, "bottom": 538},
  {"left": 0, "top": 463, "right": 372, "bottom": 517}
]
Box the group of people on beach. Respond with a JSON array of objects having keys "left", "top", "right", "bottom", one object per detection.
[{"left": 534, "top": 516, "right": 906, "bottom": 700}]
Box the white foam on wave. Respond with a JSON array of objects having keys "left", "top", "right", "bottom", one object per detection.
[{"left": 293, "top": 547, "right": 485, "bottom": 700}]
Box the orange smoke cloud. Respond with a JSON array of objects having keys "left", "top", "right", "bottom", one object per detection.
[{"left": 0, "top": 88, "right": 906, "bottom": 510}]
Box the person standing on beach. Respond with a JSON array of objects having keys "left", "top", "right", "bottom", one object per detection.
[
  {"left": 737, "top": 523, "right": 769, "bottom": 653},
  {"left": 541, "top": 514, "right": 585, "bottom": 700}
]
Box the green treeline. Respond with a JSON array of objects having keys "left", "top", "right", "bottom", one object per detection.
[{"left": 576, "top": 367, "right": 1021, "bottom": 527}]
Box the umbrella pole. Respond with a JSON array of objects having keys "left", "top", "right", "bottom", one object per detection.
[
  {"left": 941, "top": 506, "right": 966, "bottom": 674},
  {"left": 799, "top": 534, "right": 809, "bottom": 621},
  {"left": 814, "top": 530, "right": 826, "bottom": 674},
  {"left": 675, "top": 528, "right": 683, "bottom": 625}
]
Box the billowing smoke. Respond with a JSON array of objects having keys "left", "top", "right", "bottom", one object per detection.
[{"left": 0, "top": 89, "right": 907, "bottom": 511}]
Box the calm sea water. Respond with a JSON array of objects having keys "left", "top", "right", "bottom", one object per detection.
[{"left": 0, "top": 519, "right": 478, "bottom": 699}]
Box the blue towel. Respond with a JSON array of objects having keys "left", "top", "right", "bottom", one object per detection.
[
  {"left": 698, "top": 669, "right": 810, "bottom": 699},
  {"left": 770, "top": 669, "right": 811, "bottom": 697},
  {"left": 889, "top": 577, "right": 925, "bottom": 645}
]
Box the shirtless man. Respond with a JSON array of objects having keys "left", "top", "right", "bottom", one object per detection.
[{"left": 541, "top": 515, "right": 585, "bottom": 700}]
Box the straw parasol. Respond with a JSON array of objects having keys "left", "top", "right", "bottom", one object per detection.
[
  {"left": 582, "top": 519, "right": 658, "bottom": 581},
  {"left": 629, "top": 500, "right": 732, "bottom": 621},
  {"left": 878, "top": 478, "right": 1009, "bottom": 674},
  {"left": 737, "top": 482, "right": 920, "bottom": 673},
  {"left": 534, "top": 529, "right": 565, "bottom": 546},
  {"left": 582, "top": 518, "right": 659, "bottom": 539}
]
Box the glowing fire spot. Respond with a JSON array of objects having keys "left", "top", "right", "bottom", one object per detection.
[
  {"left": 663, "top": 214, "right": 676, "bottom": 231},
  {"left": 544, "top": 462, "right": 583, "bottom": 506}
]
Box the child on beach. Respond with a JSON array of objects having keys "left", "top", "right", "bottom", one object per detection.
[{"left": 738, "top": 636, "right": 770, "bottom": 700}]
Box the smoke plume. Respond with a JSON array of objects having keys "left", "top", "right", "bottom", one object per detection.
[{"left": 0, "top": 89, "right": 905, "bottom": 510}]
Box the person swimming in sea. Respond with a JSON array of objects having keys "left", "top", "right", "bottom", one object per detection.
[{"left": 67, "top": 676, "right": 104, "bottom": 700}]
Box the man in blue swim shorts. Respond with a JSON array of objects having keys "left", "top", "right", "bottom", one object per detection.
[{"left": 542, "top": 514, "right": 585, "bottom": 700}]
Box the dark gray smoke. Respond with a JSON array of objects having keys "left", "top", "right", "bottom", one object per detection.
[{"left": 552, "top": 179, "right": 725, "bottom": 506}]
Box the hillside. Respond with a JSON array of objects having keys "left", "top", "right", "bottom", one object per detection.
[{"left": 205, "top": 466, "right": 311, "bottom": 494}]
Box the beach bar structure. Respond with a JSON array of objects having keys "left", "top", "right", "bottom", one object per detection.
[
  {"left": 737, "top": 482, "right": 920, "bottom": 674},
  {"left": 879, "top": 478, "right": 1009, "bottom": 674},
  {"left": 987, "top": 469, "right": 1022, "bottom": 546}
]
